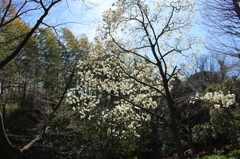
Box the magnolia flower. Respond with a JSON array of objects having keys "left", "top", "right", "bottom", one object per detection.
[
  {"left": 214, "top": 104, "right": 221, "bottom": 109},
  {"left": 192, "top": 91, "right": 236, "bottom": 108}
]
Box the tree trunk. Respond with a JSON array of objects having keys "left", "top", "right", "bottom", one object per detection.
[
  {"left": 21, "top": 82, "right": 27, "bottom": 108},
  {"left": 188, "top": 120, "right": 196, "bottom": 158},
  {"left": 159, "top": 64, "right": 185, "bottom": 158},
  {"left": 168, "top": 104, "right": 185, "bottom": 159},
  {"left": 0, "top": 112, "right": 23, "bottom": 159},
  {"left": 156, "top": 60, "right": 185, "bottom": 159}
]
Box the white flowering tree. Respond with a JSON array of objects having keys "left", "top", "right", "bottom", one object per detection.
[
  {"left": 69, "top": 49, "right": 157, "bottom": 157},
  {"left": 68, "top": 0, "right": 202, "bottom": 158}
]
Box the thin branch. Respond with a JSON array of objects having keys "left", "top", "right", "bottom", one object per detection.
[
  {"left": 0, "top": 0, "right": 62, "bottom": 69},
  {"left": 156, "top": 6, "right": 175, "bottom": 76},
  {"left": 40, "top": 0, "right": 46, "bottom": 11},
  {"left": 15, "top": 0, "right": 28, "bottom": 19},
  {"left": 52, "top": 69, "right": 74, "bottom": 115},
  {"left": 110, "top": 94, "right": 170, "bottom": 126},
  {"left": 0, "top": 1, "right": 38, "bottom": 28},
  {"left": 20, "top": 136, "right": 40, "bottom": 152},
  {"left": 18, "top": 68, "right": 75, "bottom": 154},
  {"left": 168, "top": 66, "right": 177, "bottom": 81},
  {"left": 0, "top": 0, "right": 12, "bottom": 26},
  {"left": 109, "top": 33, "right": 157, "bottom": 66},
  {"left": 117, "top": 62, "right": 167, "bottom": 98},
  {"left": 137, "top": 3, "right": 162, "bottom": 67}
]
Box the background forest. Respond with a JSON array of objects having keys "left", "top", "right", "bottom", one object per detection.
[{"left": 0, "top": 0, "right": 240, "bottom": 159}]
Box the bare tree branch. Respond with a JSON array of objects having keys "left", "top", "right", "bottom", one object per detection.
[
  {"left": 200, "top": 0, "right": 240, "bottom": 59},
  {"left": 0, "top": 0, "right": 62, "bottom": 69}
]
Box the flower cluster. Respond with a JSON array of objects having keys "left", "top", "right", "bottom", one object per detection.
[
  {"left": 201, "top": 91, "right": 236, "bottom": 108},
  {"left": 190, "top": 91, "right": 236, "bottom": 109},
  {"left": 66, "top": 39, "right": 167, "bottom": 139}
]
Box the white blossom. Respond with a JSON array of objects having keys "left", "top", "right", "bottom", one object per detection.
[
  {"left": 190, "top": 91, "right": 236, "bottom": 108},
  {"left": 67, "top": 0, "right": 202, "bottom": 140}
]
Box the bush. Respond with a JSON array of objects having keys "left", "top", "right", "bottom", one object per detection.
[
  {"left": 225, "top": 149, "right": 240, "bottom": 158},
  {"left": 201, "top": 155, "right": 227, "bottom": 159},
  {"left": 196, "top": 149, "right": 240, "bottom": 159}
]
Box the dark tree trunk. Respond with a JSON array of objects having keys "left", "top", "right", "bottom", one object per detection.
[{"left": 168, "top": 100, "right": 185, "bottom": 159}]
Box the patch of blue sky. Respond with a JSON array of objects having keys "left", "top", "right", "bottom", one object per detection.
[
  {"left": 17, "top": 0, "right": 206, "bottom": 64},
  {"left": 13, "top": 0, "right": 115, "bottom": 41}
]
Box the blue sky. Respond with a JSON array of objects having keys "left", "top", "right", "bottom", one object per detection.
[
  {"left": 46, "top": 0, "right": 117, "bottom": 42},
  {"left": 12, "top": 0, "right": 239, "bottom": 75},
  {"left": 50, "top": 0, "right": 207, "bottom": 62},
  {"left": 20, "top": 0, "right": 207, "bottom": 44},
  {"left": 20, "top": 0, "right": 207, "bottom": 56},
  {"left": 55, "top": 0, "right": 206, "bottom": 47},
  {"left": 18, "top": 0, "right": 116, "bottom": 42}
]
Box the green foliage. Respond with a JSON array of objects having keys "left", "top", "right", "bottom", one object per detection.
[
  {"left": 69, "top": 109, "right": 153, "bottom": 159},
  {"left": 205, "top": 77, "right": 240, "bottom": 101},
  {"left": 200, "top": 155, "right": 227, "bottom": 159},
  {"left": 188, "top": 71, "right": 222, "bottom": 92},
  {"left": 196, "top": 150, "right": 240, "bottom": 159},
  {"left": 5, "top": 106, "right": 42, "bottom": 134},
  {"left": 203, "top": 77, "right": 240, "bottom": 146},
  {"left": 225, "top": 149, "right": 240, "bottom": 158},
  {"left": 50, "top": 116, "right": 70, "bottom": 135},
  {"left": 4, "top": 103, "right": 18, "bottom": 115},
  {"left": 192, "top": 123, "right": 214, "bottom": 145}
]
